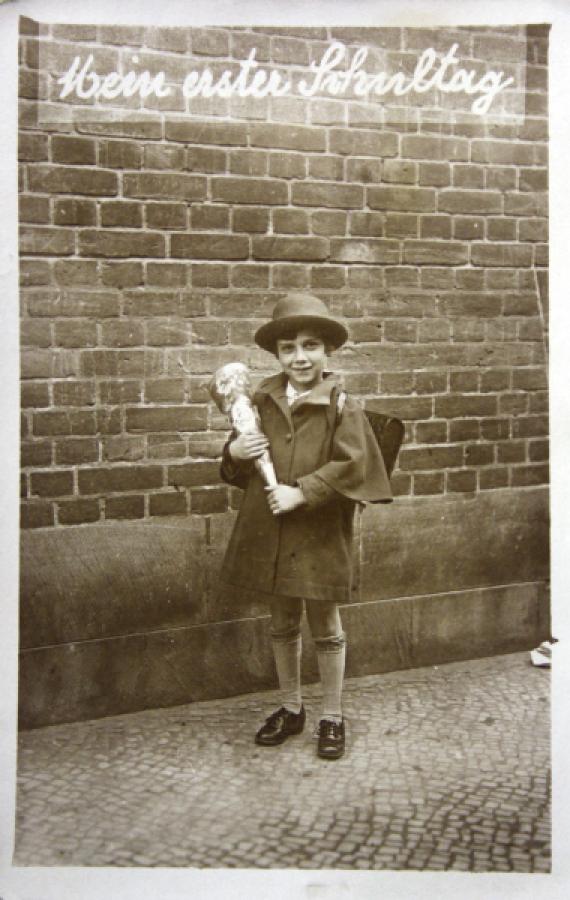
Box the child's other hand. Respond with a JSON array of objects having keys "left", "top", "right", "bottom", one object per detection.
[
  {"left": 265, "top": 484, "right": 305, "bottom": 515},
  {"left": 229, "top": 432, "right": 269, "bottom": 461}
]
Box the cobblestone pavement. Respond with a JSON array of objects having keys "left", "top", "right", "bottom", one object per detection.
[{"left": 13, "top": 652, "right": 550, "bottom": 871}]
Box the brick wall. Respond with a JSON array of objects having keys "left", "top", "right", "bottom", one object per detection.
[{"left": 19, "top": 21, "right": 549, "bottom": 530}]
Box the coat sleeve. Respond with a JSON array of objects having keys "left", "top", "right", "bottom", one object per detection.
[
  {"left": 297, "top": 398, "right": 393, "bottom": 506},
  {"left": 220, "top": 433, "right": 254, "bottom": 490}
]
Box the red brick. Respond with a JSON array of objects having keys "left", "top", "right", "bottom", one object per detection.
[
  {"left": 311, "top": 267, "right": 346, "bottom": 290},
  {"left": 212, "top": 177, "right": 287, "bottom": 205},
  {"left": 310, "top": 155, "right": 345, "bottom": 181},
  {"left": 146, "top": 322, "right": 191, "bottom": 346},
  {"left": 144, "top": 379, "right": 185, "bottom": 403},
  {"left": 165, "top": 120, "right": 248, "bottom": 146},
  {"left": 123, "top": 173, "right": 206, "bottom": 201},
  {"left": 440, "top": 293, "right": 501, "bottom": 317},
  {"left": 228, "top": 149, "right": 267, "bottom": 177},
  {"left": 101, "top": 262, "right": 144, "bottom": 288},
  {"left": 487, "top": 217, "right": 517, "bottom": 241},
  {"left": 19, "top": 133, "right": 48, "bottom": 162},
  {"left": 79, "top": 231, "right": 165, "bottom": 258},
  {"left": 105, "top": 495, "right": 145, "bottom": 520},
  {"left": 20, "top": 227, "right": 74, "bottom": 257},
  {"left": 273, "top": 209, "right": 309, "bottom": 234},
  {"left": 146, "top": 202, "right": 187, "bottom": 230},
  {"left": 453, "top": 217, "right": 484, "bottom": 240},
  {"left": 413, "top": 472, "right": 445, "bottom": 495},
  {"left": 253, "top": 236, "right": 328, "bottom": 262},
  {"left": 272, "top": 265, "right": 310, "bottom": 290},
  {"left": 486, "top": 167, "right": 517, "bottom": 191},
  {"left": 449, "top": 419, "right": 480, "bottom": 441},
  {"left": 498, "top": 442, "right": 526, "bottom": 464},
  {"left": 311, "top": 211, "right": 347, "bottom": 236},
  {"left": 190, "top": 486, "right": 228, "bottom": 514},
  {"left": 21, "top": 382, "right": 50, "bottom": 409},
  {"left": 53, "top": 260, "right": 98, "bottom": 286},
  {"left": 53, "top": 380, "right": 95, "bottom": 406},
  {"left": 99, "top": 321, "right": 144, "bottom": 347},
  {"left": 55, "top": 438, "right": 98, "bottom": 465},
  {"left": 511, "top": 416, "right": 548, "bottom": 438},
  {"left": 149, "top": 491, "right": 188, "bottom": 516},
  {"left": 345, "top": 158, "right": 382, "bottom": 184},
  {"left": 529, "top": 439, "right": 549, "bottom": 462},
  {"left": 21, "top": 501, "right": 54, "bottom": 529},
  {"left": 78, "top": 466, "right": 162, "bottom": 495},
  {"left": 418, "top": 162, "right": 451, "bottom": 187},
  {"left": 470, "top": 244, "right": 533, "bottom": 268},
  {"left": 168, "top": 461, "right": 222, "bottom": 487},
  {"left": 191, "top": 205, "right": 229, "bottom": 231},
  {"left": 510, "top": 464, "right": 549, "bottom": 487},
  {"left": 403, "top": 241, "right": 467, "bottom": 265},
  {"left": 471, "top": 140, "right": 537, "bottom": 166},
  {"left": 481, "top": 418, "right": 510, "bottom": 441},
  {"left": 330, "top": 239, "right": 399, "bottom": 265},
  {"left": 20, "top": 260, "right": 50, "bottom": 286},
  {"left": 33, "top": 409, "right": 96, "bottom": 437},
  {"left": 401, "top": 135, "right": 468, "bottom": 161},
  {"left": 435, "top": 395, "right": 497, "bottom": 418},
  {"left": 143, "top": 143, "right": 184, "bottom": 170},
  {"left": 512, "top": 368, "right": 547, "bottom": 391},
  {"left": 417, "top": 319, "right": 451, "bottom": 342},
  {"left": 518, "top": 218, "right": 548, "bottom": 242},
  {"left": 438, "top": 191, "right": 502, "bottom": 214},
  {"left": 385, "top": 214, "right": 418, "bottom": 238},
  {"left": 420, "top": 216, "right": 452, "bottom": 240},
  {"left": 51, "top": 136, "right": 96, "bottom": 166},
  {"left": 101, "top": 201, "right": 143, "bottom": 228},
  {"left": 447, "top": 470, "right": 477, "bottom": 493},
  {"left": 368, "top": 186, "right": 435, "bottom": 212},
  {"left": 172, "top": 234, "right": 248, "bottom": 260},
  {"left": 28, "top": 165, "right": 118, "bottom": 196},
  {"left": 191, "top": 265, "right": 229, "bottom": 288},
  {"left": 400, "top": 445, "right": 463, "bottom": 471},
  {"left": 147, "top": 263, "right": 188, "bottom": 287},
  {"left": 20, "top": 319, "right": 51, "bottom": 348},
  {"left": 57, "top": 498, "right": 100, "bottom": 525},
  {"left": 349, "top": 212, "right": 385, "bottom": 237},
  {"left": 231, "top": 265, "right": 270, "bottom": 289},
  {"left": 53, "top": 199, "right": 96, "bottom": 227},
  {"left": 98, "top": 139, "right": 143, "bottom": 169},
  {"left": 126, "top": 406, "right": 207, "bottom": 433},
  {"left": 251, "top": 123, "right": 325, "bottom": 153},
  {"left": 30, "top": 470, "right": 74, "bottom": 497},
  {"left": 479, "top": 467, "right": 509, "bottom": 490},
  {"left": 518, "top": 169, "right": 548, "bottom": 192},
  {"left": 269, "top": 153, "right": 306, "bottom": 180},
  {"left": 102, "top": 436, "right": 145, "bottom": 462},
  {"left": 292, "top": 182, "right": 363, "bottom": 210},
  {"left": 464, "top": 443, "right": 495, "bottom": 466},
  {"left": 232, "top": 207, "right": 270, "bottom": 233},
  {"left": 415, "top": 372, "right": 448, "bottom": 393},
  {"left": 19, "top": 195, "right": 50, "bottom": 224},
  {"left": 329, "top": 129, "right": 397, "bottom": 158},
  {"left": 415, "top": 422, "right": 447, "bottom": 444}
]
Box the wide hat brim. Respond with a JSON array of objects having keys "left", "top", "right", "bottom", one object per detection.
[{"left": 255, "top": 314, "right": 348, "bottom": 353}]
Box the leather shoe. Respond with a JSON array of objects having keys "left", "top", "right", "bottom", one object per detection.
[
  {"left": 317, "top": 718, "right": 345, "bottom": 760},
  {"left": 255, "top": 706, "right": 305, "bottom": 746}
]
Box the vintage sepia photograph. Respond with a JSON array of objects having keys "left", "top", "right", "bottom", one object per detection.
[{"left": 3, "top": 1, "right": 566, "bottom": 895}]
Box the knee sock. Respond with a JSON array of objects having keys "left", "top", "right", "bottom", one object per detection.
[
  {"left": 272, "top": 634, "right": 302, "bottom": 714},
  {"left": 316, "top": 637, "right": 346, "bottom": 724}
]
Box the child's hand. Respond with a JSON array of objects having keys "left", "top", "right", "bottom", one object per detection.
[
  {"left": 265, "top": 484, "right": 306, "bottom": 515},
  {"left": 229, "top": 432, "right": 269, "bottom": 461}
]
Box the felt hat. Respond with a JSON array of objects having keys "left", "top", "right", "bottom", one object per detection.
[{"left": 254, "top": 293, "right": 348, "bottom": 353}]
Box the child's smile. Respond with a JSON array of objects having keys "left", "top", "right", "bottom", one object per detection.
[{"left": 276, "top": 329, "right": 328, "bottom": 392}]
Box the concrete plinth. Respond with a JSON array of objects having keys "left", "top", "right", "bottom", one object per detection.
[{"left": 19, "top": 486, "right": 549, "bottom": 727}]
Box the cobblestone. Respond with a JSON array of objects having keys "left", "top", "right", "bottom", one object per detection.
[{"left": 14, "top": 652, "right": 550, "bottom": 871}]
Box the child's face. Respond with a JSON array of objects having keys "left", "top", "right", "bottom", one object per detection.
[{"left": 276, "top": 329, "right": 328, "bottom": 392}]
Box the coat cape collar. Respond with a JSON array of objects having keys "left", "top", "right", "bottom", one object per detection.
[{"left": 255, "top": 371, "right": 339, "bottom": 422}]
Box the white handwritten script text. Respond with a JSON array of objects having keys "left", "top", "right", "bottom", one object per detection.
[{"left": 58, "top": 42, "right": 515, "bottom": 116}]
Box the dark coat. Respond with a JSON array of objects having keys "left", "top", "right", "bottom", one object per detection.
[{"left": 220, "top": 372, "right": 393, "bottom": 604}]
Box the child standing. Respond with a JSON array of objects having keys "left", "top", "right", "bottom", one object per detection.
[{"left": 220, "top": 294, "right": 392, "bottom": 759}]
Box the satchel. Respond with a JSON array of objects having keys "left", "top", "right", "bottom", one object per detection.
[{"left": 335, "top": 390, "right": 404, "bottom": 478}]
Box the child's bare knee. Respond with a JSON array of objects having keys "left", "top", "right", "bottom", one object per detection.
[{"left": 270, "top": 596, "right": 303, "bottom": 641}]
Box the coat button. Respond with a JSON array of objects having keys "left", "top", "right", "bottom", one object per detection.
[{"left": 285, "top": 433, "right": 292, "bottom": 442}]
